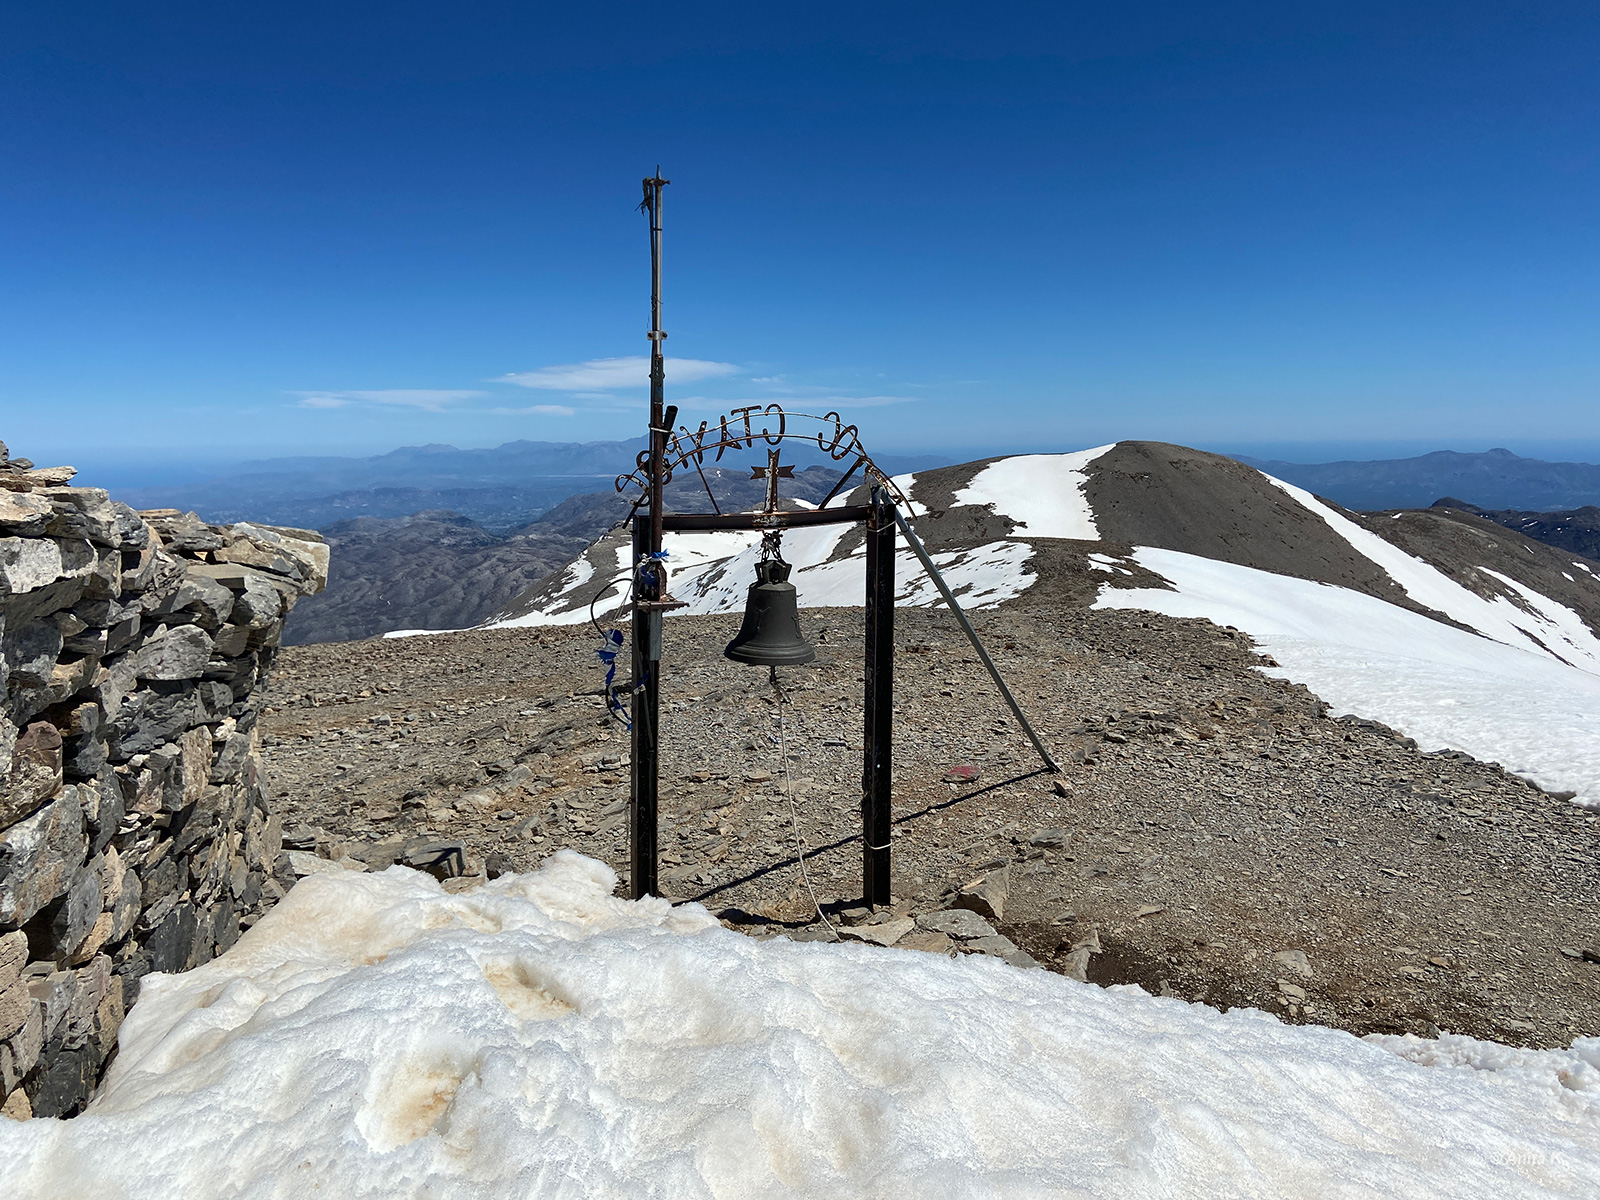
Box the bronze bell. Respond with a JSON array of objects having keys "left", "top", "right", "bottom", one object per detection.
[{"left": 724, "top": 559, "right": 816, "bottom": 666}]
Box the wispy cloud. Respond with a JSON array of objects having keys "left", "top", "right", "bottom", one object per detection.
[
  {"left": 482, "top": 404, "right": 577, "bottom": 417},
  {"left": 295, "top": 389, "right": 486, "bottom": 412},
  {"left": 499, "top": 356, "right": 740, "bottom": 391}
]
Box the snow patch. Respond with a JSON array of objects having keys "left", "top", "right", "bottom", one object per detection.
[
  {"left": 952, "top": 446, "right": 1116, "bottom": 540},
  {"left": 4, "top": 854, "right": 1597, "bottom": 1198},
  {"left": 1087, "top": 552, "right": 1134, "bottom": 576}
]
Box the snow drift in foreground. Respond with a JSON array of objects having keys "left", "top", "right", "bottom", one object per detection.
[{"left": 4, "top": 855, "right": 1598, "bottom": 1199}]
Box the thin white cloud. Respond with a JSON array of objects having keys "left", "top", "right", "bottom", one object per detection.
[
  {"left": 499, "top": 356, "right": 740, "bottom": 391},
  {"left": 295, "top": 389, "right": 486, "bottom": 412},
  {"left": 482, "top": 404, "right": 577, "bottom": 417}
]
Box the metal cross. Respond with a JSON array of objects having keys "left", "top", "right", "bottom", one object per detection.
[{"left": 750, "top": 448, "right": 794, "bottom": 515}]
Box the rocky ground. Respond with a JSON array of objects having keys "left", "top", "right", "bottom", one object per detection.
[{"left": 257, "top": 602, "right": 1600, "bottom": 1049}]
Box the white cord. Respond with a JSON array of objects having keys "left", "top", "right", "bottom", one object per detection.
[{"left": 771, "top": 668, "right": 839, "bottom": 941}]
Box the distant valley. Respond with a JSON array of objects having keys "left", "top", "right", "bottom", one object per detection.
[{"left": 1432, "top": 498, "right": 1600, "bottom": 562}]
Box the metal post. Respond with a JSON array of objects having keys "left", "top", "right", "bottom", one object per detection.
[
  {"left": 861, "top": 486, "right": 895, "bottom": 906},
  {"left": 643, "top": 170, "right": 669, "bottom": 557},
  {"left": 631, "top": 169, "right": 669, "bottom": 900},
  {"left": 630, "top": 521, "right": 660, "bottom": 898}
]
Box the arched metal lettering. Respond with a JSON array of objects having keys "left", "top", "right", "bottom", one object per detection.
[{"left": 613, "top": 403, "right": 908, "bottom": 508}]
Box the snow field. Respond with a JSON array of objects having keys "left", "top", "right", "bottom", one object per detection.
[
  {"left": 2, "top": 853, "right": 1597, "bottom": 1199},
  {"left": 1096, "top": 547, "right": 1600, "bottom": 806},
  {"left": 951, "top": 446, "right": 1116, "bottom": 541},
  {"left": 1264, "top": 477, "right": 1600, "bottom": 673}
]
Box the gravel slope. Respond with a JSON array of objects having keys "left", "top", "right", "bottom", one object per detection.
[{"left": 258, "top": 604, "right": 1600, "bottom": 1050}]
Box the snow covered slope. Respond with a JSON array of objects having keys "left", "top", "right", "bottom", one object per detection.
[
  {"left": 5, "top": 854, "right": 1596, "bottom": 1199},
  {"left": 451, "top": 441, "right": 1600, "bottom": 804},
  {"left": 1095, "top": 547, "right": 1600, "bottom": 805}
]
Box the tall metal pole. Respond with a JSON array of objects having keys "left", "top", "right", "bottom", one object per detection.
[
  {"left": 631, "top": 169, "right": 669, "bottom": 900},
  {"left": 644, "top": 170, "right": 669, "bottom": 557}
]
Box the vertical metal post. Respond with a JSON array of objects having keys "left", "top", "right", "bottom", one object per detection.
[
  {"left": 631, "top": 170, "right": 669, "bottom": 900},
  {"left": 630, "top": 521, "right": 660, "bottom": 899},
  {"left": 644, "top": 170, "right": 669, "bottom": 557},
  {"left": 861, "top": 486, "right": 895, "bottom": 906}
]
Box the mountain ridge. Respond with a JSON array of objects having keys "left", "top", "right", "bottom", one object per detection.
[{"left": 477, "top": 440, "right": 1600, "bottom": 806}]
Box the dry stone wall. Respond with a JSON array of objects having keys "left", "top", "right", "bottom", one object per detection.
[{"left": 0, "top": 440, "right": 327, "bottom": 1119}]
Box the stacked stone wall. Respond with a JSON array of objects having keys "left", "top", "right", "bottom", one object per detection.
[{"left": 0, "top": 440, "right": 327, "bottom": 1118}]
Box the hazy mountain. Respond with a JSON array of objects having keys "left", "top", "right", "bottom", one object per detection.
[
  {"left": 1229, "top": 448, "right": 1600, "bottom": 512},
  {"left": 114, "top": 437, "right": 951, "bottom": 535},
  {"left": 281, "top": 465, "right": 848, "bottom": 644}
]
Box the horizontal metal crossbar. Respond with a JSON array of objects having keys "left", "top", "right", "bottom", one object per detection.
[{"left": 661, "top": 505, "right": 870, "bottom": 532}]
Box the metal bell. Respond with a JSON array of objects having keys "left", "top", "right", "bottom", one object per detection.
[{"left": 724, "top": 559, "right": 816, "bottom": 666}]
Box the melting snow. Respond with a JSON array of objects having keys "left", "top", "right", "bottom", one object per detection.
[
  {"left": 483, "top": 513, "right": 1036, "bottom": 632},
  {"left": 3, "top": 854, "right": 1597, "bottom": 1199},
  {"left": 1262, "top": 477, "right": 1600, "bottom": 673},
  {"left": 952, "top": 445, "right": 1116, "bottom": 540},
  {"left": 1096, "top": 548, "right": 1600, "bottom": 807}
]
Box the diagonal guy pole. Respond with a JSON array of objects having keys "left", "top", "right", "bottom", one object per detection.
[{"left": 889, "top": 502, "right": 1062, "bottom": 775}]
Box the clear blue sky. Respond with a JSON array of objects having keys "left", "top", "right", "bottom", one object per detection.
[{"left": 3, "top": 2, "right": 1598, "bottom": 475}]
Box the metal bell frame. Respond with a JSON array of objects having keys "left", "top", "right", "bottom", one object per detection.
[{"left": 625, "top": 171, "right": 1058, "bottom": 909}]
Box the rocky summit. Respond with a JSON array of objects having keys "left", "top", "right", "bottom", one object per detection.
[
  {"left": 8, "top": 435, "right": 1600, "bottom": 1127},
  {"left": 255, "top": 440, "right": 1600, "bottom": 1050}
]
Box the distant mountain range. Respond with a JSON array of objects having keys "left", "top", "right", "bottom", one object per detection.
[
  {"left": 279, "top": 465, "right": 848, "bottom": 645},
  {"left": 1230, "top": 448, "right": 1600, "bottom": 512},
  {"left": 100, "top": 437, "right": 1600, "bottom": 648},
  {"left": 113, "top": 439, "right": 953, "bottom": 535}
]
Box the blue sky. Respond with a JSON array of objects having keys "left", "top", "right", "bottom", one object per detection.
[{"left": 3, "top": 2, "right": 1598, "bottom": 475}]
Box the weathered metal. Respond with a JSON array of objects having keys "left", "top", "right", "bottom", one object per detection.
[
  {"left": 631, "top": 171, "right": 668, "bottom": 901},
  {"left": 660, "top": 506, "right": 871, "bottom": 532},
  {"left": 723, "top": 559, "right": 817, "bottom": 666},
  {"left": 622, "top": 174, "right": 1057, "bottom": 908},
  {"left": 861, "top": 485, "right": 896, "bottom": 906},
  {"left": 629, "top": 522, "right": 660, "bottom": 899},
  {"left": 641, "top": 171, "right": 670, "bottom": 561},
  {"left": 613, "top": 404, "right": 912, "bottom": 513}
]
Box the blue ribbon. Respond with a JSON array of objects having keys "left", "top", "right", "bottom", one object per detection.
[{"left": 596, "top": 628, "right": 630, "bottom": 729}]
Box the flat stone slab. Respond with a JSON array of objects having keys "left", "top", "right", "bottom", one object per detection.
[{"left": 915, "top": 909, "right": 996, "bottom": 940}]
